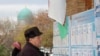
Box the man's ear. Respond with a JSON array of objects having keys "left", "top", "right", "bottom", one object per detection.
[{"left": 29, "top": 38, "right": 32, "bottom": 41}]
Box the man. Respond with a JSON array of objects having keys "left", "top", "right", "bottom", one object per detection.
[{"left": 17, "top": 27, "right": 44, "bottom": 56}]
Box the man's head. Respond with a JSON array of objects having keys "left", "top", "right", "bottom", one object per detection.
[{"left": 24, "top": 27, "right": 42, "bottom": 48}]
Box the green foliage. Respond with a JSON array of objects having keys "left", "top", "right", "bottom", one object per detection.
[
  {"left": 0, "top": 45, "right": 10, "bottom": 56},
  {"left": 41, "top": 29, "right": 53, "bottom": 48},
  {"left": 14, "top": 29, "right": 26, "bottom": 47},
  {"left": 14, "top": 25, "right": 36, "bottom": 47}
]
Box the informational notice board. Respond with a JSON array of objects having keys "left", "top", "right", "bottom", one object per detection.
[
  {"left": 95, "top": 0, "right": 100, "bottom": 56},
  {"left": 52, "top": 9, "right": 97, "bottom": 56},
  {"left": 95, "top": 0, "right": 100, "bottom": 38},
  {"left": 71, "top": 9, "right": 96, "bottom": 56},
  {"left": 53, "top": 17, "right": 70, "bottom": 56}
]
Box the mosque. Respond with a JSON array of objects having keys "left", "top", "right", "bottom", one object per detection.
[{"left": 17, "top": 7, "right": 33, "bottom": 26}]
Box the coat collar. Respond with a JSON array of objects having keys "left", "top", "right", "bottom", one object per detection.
[{"left": 26, "top": 42, "right": 40, "bottom": 51}]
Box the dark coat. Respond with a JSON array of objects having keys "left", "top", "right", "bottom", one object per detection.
[
  {"left": 12, "top": 48, "right": 21, "bottom": 56},
  {"left": 17, "top": 42, "right": 44, "bottom": 56}
]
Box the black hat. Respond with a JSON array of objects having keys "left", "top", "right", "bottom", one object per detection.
[{"left": 24, "top": 27, "right": 42, "bottom": 38}]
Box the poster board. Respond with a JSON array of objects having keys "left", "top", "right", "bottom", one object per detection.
[
  {"left": 71, "top": 9, "right": 96, "bottom": 56},
  {"left": 53, "top": 17, "right": 70, "bottom": 56},
  {"left": 95, "top": 0, "right": 100, "bottom": 56}
]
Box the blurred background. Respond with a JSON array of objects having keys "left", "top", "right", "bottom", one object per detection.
[
  {"left": 0, "top": 0, "right": 94, "bottom": 56},
  {"left": 0, "top": 0, "right": 53, "bottom": 56}
]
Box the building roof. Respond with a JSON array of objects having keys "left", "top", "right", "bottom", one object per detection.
[{"left": 17, "top": 7, "right": 33, "bottom": 20}]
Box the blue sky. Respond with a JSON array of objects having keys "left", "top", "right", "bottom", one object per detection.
[{"left": 0, "top": 0, "right": 48, "bottom": 17}]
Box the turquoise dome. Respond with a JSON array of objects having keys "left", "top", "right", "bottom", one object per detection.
[{"left": 17, "top": 8, "right": 33, "bottom": 20}]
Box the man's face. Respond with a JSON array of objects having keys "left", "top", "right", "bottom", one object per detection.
[{"left": 30, "top": 36, "right": 42, "bottom": 48}]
